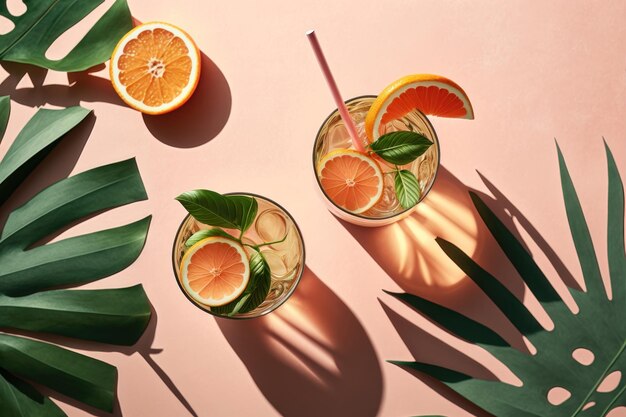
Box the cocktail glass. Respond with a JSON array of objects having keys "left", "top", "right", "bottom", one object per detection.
[
  {"left": 172, "top": 193, "right": 305, "bottom": 318},
  {"left": 313, "top": 96, "right": 440, "bottom": 227}
]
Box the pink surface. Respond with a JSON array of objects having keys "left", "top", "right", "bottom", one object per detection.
[{"left": 0, "top": 1, "right": 625, "bottom": 416}]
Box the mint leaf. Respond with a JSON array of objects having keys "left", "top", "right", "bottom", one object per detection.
[
  {"left": 394, "top": 170, "right": 421, "bottom": 209},
  {"left": 185, "top": 228, "right": 236, "bottom": 247},
  {"left": 232, "top": 195, "right": 258, "bottom": 233},
  {"left": 370, "top": 131, "right": 432, "bottom": 165},
  {"left": 212, "top": 251, "right": 271, "bottom": 316},
  {"left": 175, "top": 190, "right": 257, "bottom": 232}
]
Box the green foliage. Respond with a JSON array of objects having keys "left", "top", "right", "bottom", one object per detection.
[
  {"left": 394, "top": 169, "right": 421, "bottom": 209},
  {"left": 0, "top": 0, "right": 132, "bottom": 71},
  {"left": 393, "top": 142, "right": 625, "bottom": 417},
  {"left": 367, "top": 130, "right": 432, "bottom": 210},
  {"left": 370, "top": 131, "right": 433, "bottom": 165},
  {"left": 176, "top": 190, "right": 258, "bottom": 232},
  {"left": 0, "top": 97, "right": 151, "bottom": 415}
]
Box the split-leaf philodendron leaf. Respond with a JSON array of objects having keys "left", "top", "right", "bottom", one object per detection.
[
  {"left": 0, "top": 96, "right": 152, "bottom": 415},
  {"left": 0, "top": 0, "right": 132, "bottom": 71},
  {"left": 393, "top": 142, "right": 625, "bottom": 417}
]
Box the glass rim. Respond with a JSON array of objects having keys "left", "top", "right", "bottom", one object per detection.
[
  {"left": 171, "top": 191, "right": 306, "bottom": 320},
  {"left": 312, "top": 95, "right": 441, "bottom": 222}
]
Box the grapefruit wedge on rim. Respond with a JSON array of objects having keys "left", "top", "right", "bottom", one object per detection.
[
  {"left": 317, "top": 150, "right": 384, "bottom": 214},
  {"left": 365, "top": 74, "right": 473, "bottom": 140},
  {"left": 179, "top": 237, "right": 250, "bottom": 307},
  {"left": 110, "top": 22, "right": 201, "bottom": 115}
]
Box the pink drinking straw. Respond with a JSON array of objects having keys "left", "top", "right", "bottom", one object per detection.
[{"left": 306, "top": 30, "right": 366, "bottom": 153}]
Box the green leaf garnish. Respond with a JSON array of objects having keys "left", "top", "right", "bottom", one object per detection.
[
  {"left": 212, "top": 251, "right": 272, "bottom": 316},
  {"left": 185, "top": 228, "right": 236, "bottom": 247},
  {"left": 370, "top": 131, "right": 432, "bottom": 165},
  {"left": 394, "top": 169, "right": 421, "bottom": 209},
  {"left": 175, "top": 190, "right": 258, "bottom": 232},
  {"left": 0, "top": 0, "right": 133, "bottom": 72}
]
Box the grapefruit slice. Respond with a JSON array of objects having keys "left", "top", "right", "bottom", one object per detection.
[
  {"left": 365, "top": 74, "right": 473, "bottom": 140},
  {"left": 317, "top": 150, "right": 384, "bottom": 214},
  {"left": 110, "top": 22, "right": 201, "bottom": 115},
  {"left": 179, "top": 237, "right": 249, "bottom": 306}
]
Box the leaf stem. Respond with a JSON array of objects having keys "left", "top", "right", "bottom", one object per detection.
[{"left": 258, "top": 233, "right": 289, "bottom": 248}]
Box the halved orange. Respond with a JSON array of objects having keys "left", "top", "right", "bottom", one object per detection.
[
  {"left": 110, "top": 22, "right": 201, "bottom": 115},
  {"left": 365, "top": 74, "right": 473, "bottom": 140},
  {"left": 317, "top": 150, "right": 384, "bottom": 214},
  {"left": 179, "top": 237, "right": 249, "bottom": 306}
]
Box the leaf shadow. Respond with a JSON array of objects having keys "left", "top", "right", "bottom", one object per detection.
[
  {"left": 142, "top": 52, "right": 232, "bottom": 148},
  {"left": 340, "top": 166, "right": 533, "bottom": 350},
  {"left": 380, "top": 299, "right": 496, "bottom": 417},
  {"left": 216, "top": 266, "right": 383, "bottom": 417},
  {"left": 0, "top": 48, "right": 232, "bottom": 150},
  {"left": 368, "top": 169, "right": 581, "bottom": 416},
  {"left": 0, "top": 62, "right": 124, "bottom": 107},
  {"left": 473, "top": 170, "right": 579, "bottom": 291}
]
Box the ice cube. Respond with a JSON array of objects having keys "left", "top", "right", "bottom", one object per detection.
[{"left": 255, "top": 209, "right": 287, "bottom": 243}]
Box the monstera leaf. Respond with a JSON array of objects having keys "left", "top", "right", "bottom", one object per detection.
[
  {"left": 0, "top": 97, "right": 151, "bottom": 415},
  {"left": 0, "top": 0, "right": 132, "bottom": 71},
  {"left": 389, "top": 142, "right": 625, "bottom": 417}
]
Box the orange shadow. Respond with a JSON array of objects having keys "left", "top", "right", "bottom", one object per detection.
[
  {"left": 217, "top": 267, "right": 383, "bottom": 417},
  {"left": 142, "top": 52, "right": 231, "bottom": 148}
]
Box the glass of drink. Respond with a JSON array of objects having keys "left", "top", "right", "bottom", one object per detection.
[
  {"left": 313, "top": 96, "right": 440, "bottom": 227},
  {"left": 172, "top": 192, "right": 305, "bottom": 319}
]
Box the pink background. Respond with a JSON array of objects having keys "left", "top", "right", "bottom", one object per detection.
[{"left": 0, "top": 0, "right": 625, "bottom": 416}]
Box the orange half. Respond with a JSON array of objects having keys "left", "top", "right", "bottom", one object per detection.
[
  {"left": 110, "top": 22, "right": 201, "bottom": 115},
  {"left": 179, "top": 237, "right": 250, "bottom": 306},
  {"left": 365, "top": 74, "right": 473, "bottom": 140},
  {"left": 317, "top": 150, "right": 384, "bottom": 214}
]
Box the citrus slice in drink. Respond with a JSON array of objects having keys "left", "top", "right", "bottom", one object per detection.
[
  {"left": 365, "top": 74, "right": 473, "bottom": 140},
  {"left": 110, "top": 22, "right": 201, "bottom": 115},
  {"left": 179, "top": 237, "right": 250, "bottom": 306},
  {"left": 317, "top": 150, "right": 384, "bottom": 214}
]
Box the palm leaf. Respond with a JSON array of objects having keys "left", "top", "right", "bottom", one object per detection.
[
  {"left": 0, "top": 97, "right": 152, "bottom": 414},
  {"left": 0, "top": 0, "right": 132, "bottom": 71},
  {"left": 391, "top": 142, "right": 625, "bottom": 417}
]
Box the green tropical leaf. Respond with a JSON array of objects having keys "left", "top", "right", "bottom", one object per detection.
[
  {"left": 212, "top": 250, "right": 272, "bottom": 316},
  {"left": 0, "top": 370, "right": 65, "bottom": 417},
  {"left": 370, "top": 131, "right": 432, "bottom": 165},
  {"left": 394, "top": 169, "right": 421, "bottom": 209},
  {"left": 0, "top": 106, "right": 91, "bottom": 205},
  {"left": 0, "top": 100, "right": 152, "bottom": 414},
  {"left": 176, "top": 189, "right": 258, "bottom": 232},
  {"left": 557, "top": 142, "right": 606, "bottom": 298},
  {"left": 606, "top": 140, "right": 625, "bottom": 306},
  {"left": 0, "top": 333, "right": 116, "bottom": 411},
  {"left": 0, "top": 0, "right": 132, "bottom": 71},
  {"left": 0, "top": 96, "right": 9, "bottom": 143},
  {"left": 185, "top": 227, "right": 236, "bottom": 247},
  {"left": 0, "top": 216, "right": 150, "bottom": 295},
  {"left": 394, "top": 142, "right": 626, "bottom": 417},
  {"left": 0, "top": 285, "right": 150, "bottom": 345}
]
